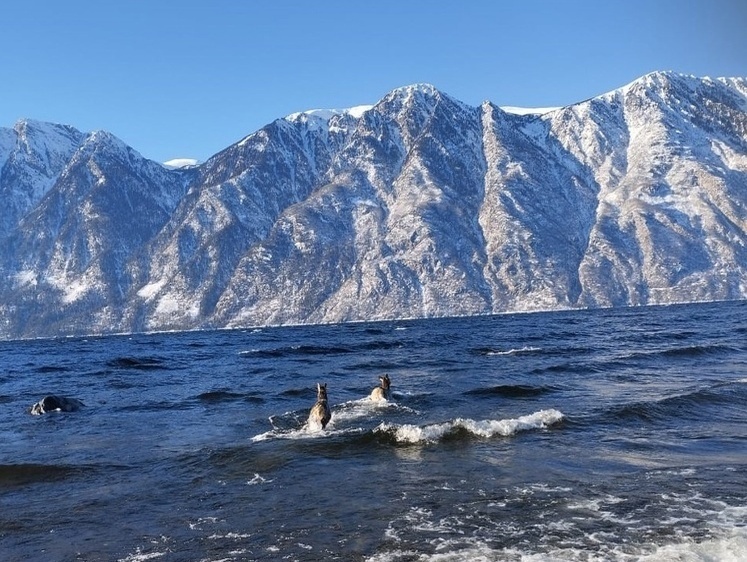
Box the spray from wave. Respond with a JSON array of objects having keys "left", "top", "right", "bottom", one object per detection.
[{"left": 374, "top": 409, "right": 564, "bottom": 444}]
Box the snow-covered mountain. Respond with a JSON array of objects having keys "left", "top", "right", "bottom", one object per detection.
[{"left": 1, "top": 71, "right": 745, "bottom": 339}]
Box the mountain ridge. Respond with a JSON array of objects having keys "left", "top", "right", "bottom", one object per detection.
[{"left": 1, "top": 71, "right": 746, "bottom": 339}]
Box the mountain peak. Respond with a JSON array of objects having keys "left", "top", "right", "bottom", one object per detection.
[
  {"left": 3, "top": 119, "right": 85, "bottom": 180},
  {"left": 1, "top": 73, "right": 746, "bottom": 339},
  {"left": 617, "top": 70, "right": 702, "bottom": 95},
  {"left": 284, "top": 104, "right": 373, "bottom": 125},
  {"left": 14, "top": 117, "right": 64, "bottom": 132},
  {"left": 377, "top": 83, "right": 474, "bottom": 120},
  {"left": 82, "top": 129, "right": 142, "bottom": 160},
  {"left": 12, "top": 118, "right": 83, "bottom": 144},
  {"left": 383, "top": 83, "right": 445, "bottom": 107},
  {"left": 391, "top": 83, "right": 441, "bottom": 97}
]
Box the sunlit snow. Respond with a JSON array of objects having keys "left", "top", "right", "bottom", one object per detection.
[
  {"left": 2, "top": 72, "right": 746, "bottom": 339},
  {"left": 163, "top": 158, "right": 200, "bottom": 169},
  {"left": 285, "top": 104, "right": 373, "bottom": 122},
  {"left": 500, "top": 106, "right": 561, "bottom": 115}
]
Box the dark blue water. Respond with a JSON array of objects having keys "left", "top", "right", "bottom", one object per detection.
[{"left": 1, "top": 301, "right": 746, "bottom": 561}]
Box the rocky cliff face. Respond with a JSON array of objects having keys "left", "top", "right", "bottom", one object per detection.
[{"left": 1, "top": 72, "right": 745, "bottom": 339}]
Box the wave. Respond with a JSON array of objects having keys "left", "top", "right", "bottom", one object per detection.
[
  {"left": 105, "top": 356, "right": 171, "bottom": 370},
  {"left": 279, "top": 387, "right": 313, "bottom": 399},
  {"left": 615, "top": 343, "right": 742, "bottom": 363},
  {"left": 609, "top": 380, "right": 747, "bottom": 423},
  {"left": 118, "top": 400, "right": 194, "bottom": 413},
  {"left": 251, "top": 397, "right": 416, "bottom": 442},
  {"left": 658, "top": 343, "right": 739, "bottom": 358},
  {"left": 250, "top": 423, "right": 364, "bottom": 442},
  {"left": 195, "top": 390, "right": 263, "bottom": 404},
  {"left": 331, "top": 396, "right": 419, "bottom": 424},
  {"left": 0, "top": 463, "right": 86, "bottom": 486},
  {"left": 240, "top": 345, "right": 351, "bottom": 358},
  {"left": 464, "top": 384, "right": 557, "bottom": 398},
  {"left": 365, "top": 532, "right": 747, "bottom": 562},
  {"left": 368, "top": 465, "right": 747, "bottom": 562},
  {"left": 374, "top": 409, "right": 564, "bottom": 444},
  {"left": 196, "top": 390, "right": 244, "bottom": 402},
  {"left": 35, "top": 364, "right": 72, "bottom": 373},
  {"left": 239, "top": 339, "right": 404, "bottom": 359},
  {"left": 471, "top": 346, "right": 542, "bottom": 356}
]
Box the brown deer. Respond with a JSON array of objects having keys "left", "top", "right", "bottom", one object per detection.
[
  {"left": 370, "top": 374, "right": 391, "bottom": 401},
  {"left": 308, "top": 383, "right": 332, "bottom": 429}
]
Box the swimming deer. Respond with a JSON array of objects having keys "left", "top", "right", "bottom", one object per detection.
[
  {"left": 308, "top": 383, "right": 332, "bottom": 429},
  {"left": 370, "top": 374, "right": 391, "bottom": 401}
]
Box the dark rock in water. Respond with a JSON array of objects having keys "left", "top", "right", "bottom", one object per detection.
[{"left": 30, "top": 395, "right": 84, "bottom": 415}]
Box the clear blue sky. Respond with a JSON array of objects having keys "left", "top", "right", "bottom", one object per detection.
[{"left": 2, "top": 0, "right": 745, "bottom": 164}]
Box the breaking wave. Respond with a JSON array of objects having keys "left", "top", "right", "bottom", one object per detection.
[
  {"left": 374, "top": 409, "right": 564, "bottom": 444},
  {"left": 364, "top": 532, "right": 747, "bottom": 562},
  {"left": 366, "top": 479, "right": 747, "bottom": 562},
  {"left": 250, "top": 404, "right": 563, "bottom": 445},
  {"left": 250, "top": 396, "right": 416, "bottom": 442}
]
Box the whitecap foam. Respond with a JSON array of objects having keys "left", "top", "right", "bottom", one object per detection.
[
  {"left": 246, "top": 473, "right": 272, "bottom": 485},
  {"left": 365, "top": 531, "right": 747, "bottom": 562},
  {"left": 117, "top": 548, "right": 168, "bottom": 561},
  {"left": 637, "top": 532, "right": 747, "bottom": 562},
  {"left": 207, "top": 532, "right": 251, "bottom": 540},
  {"left": 250, "top": 425, "right": 324, "bottom": 442},
  {"left": 375, "top": 409, "right": 564, "bottom": 444},
  {"left": 487, "top": 346, "right": 542, "bottom": 356},
  {"left": 368, "top": 486, "right": 747, "bottom": 562},
  {"left": 332, "top": 396, "right": 418, "bottom": 424},
  {"left": 250, "top": 421, "right": 363, "bottom": 442}
]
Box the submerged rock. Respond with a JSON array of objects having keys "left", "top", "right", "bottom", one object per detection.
[{"left": 30, "top": 395, "right": 84, "bottom": 415}]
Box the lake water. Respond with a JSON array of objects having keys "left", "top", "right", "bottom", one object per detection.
[{"left": 1, "top": 301, "right": 746, "bottom": 561}]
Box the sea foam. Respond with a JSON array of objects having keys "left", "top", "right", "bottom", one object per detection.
[{"left": 374, "top": 408, "right": 564, "bottom": 444}]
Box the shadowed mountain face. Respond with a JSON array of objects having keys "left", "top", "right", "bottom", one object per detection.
[{"left": 1, "top": 72, "right": 746, "bottom": 339}]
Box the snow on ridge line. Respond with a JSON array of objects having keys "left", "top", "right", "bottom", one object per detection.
[
  {"left": 389, "top": 83, "right": 440, "bottom": 97},
  {"left": 500, "top": 106, "right": 561, "bottom": 115},
  {"left": 347, "top": 105, "right": 374, "bottom": 118},
  {"left": 285, "top": 104, "right": 373, "bottom": 122}
]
